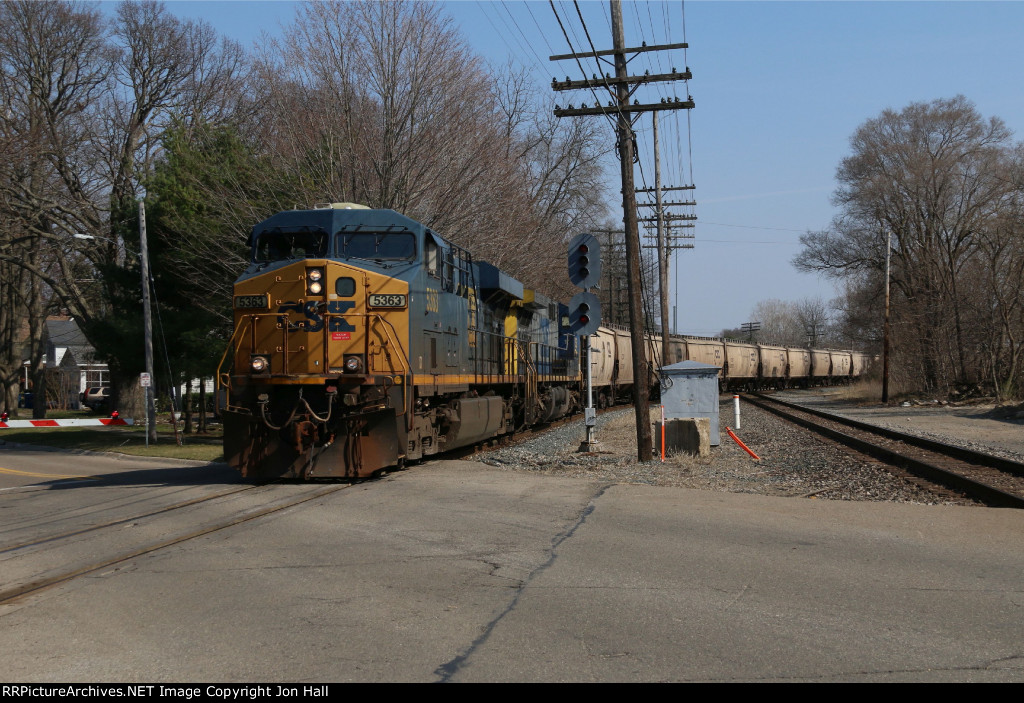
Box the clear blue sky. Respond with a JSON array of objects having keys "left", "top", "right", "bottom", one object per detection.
[{"left": 158, "top": 0, "right": 1024, "bottom": 337}]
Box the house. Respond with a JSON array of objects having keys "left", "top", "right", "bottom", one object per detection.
[{"left": 22, "top": 318, "right": 109, "bottom": 410}]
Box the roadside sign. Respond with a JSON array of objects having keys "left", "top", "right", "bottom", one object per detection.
[{"left": 140, "top": 373, "right": 151, "bottom": 387}]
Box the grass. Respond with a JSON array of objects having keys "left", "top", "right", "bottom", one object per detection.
[
  {"left": 1, "top": 415, "right": 224, "bottom": 462},
  {"left": 819, "top": 379, "right": 887, "bottom": 403}
]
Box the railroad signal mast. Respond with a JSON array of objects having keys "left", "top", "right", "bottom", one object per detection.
[
  {"left": 568, "top": 233, "right": 602, "bottom": 451},
  {"left": 551, "top": 0, "right": 694, "bottom": 461}
]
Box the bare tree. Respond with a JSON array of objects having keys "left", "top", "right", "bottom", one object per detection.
[
  {"left": 796, "top": 96, "right": 1017, "bottom": 394},
  {"left": 0, "top": 0, "right": 252, "bottom": 418},
  {"left": 747, "top": 299, "right": 801, "bottom": 346},
  {"left": 255, "top": 1, "right": 609, "bottom": 297},
  {"left": 795, "top": 297, "right": 833, "bottom": 347},
  {"left": 0, "top": 0, "right": 112, "bottom": 415},
  {"left": 969, "top": 145, "right": 1024, "bottom": 398}
]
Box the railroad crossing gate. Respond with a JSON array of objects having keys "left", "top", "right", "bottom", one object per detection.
[{"left": 0, "top": 418, "right": 134, "bottom": 429}]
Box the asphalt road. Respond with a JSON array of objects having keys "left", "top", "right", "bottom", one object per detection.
[{"left": 0, "top": 445, "right": 1022, "bottom": 682}]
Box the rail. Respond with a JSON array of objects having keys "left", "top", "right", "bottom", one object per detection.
[{"left": 746, "top": 392, "right": 1024, "bottom": 509}]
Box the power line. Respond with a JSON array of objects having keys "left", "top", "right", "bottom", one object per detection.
[
  {"left": 522, "top": 1, "right": 558, "bottom": 56},
  {"left": 700, "top": 221, "right": 812, "bottom": 233},
  {"left": 549, "top": 0, "right": 620, "bottom": 133},
  {"left": 499, "top": 0, "right": 553, "bottom": 72},
  {"left": 475, "top": 1, "right": 549, "bottom": 77}
]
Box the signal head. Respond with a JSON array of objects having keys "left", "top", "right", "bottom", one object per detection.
[
  {"left": 568, "top": 232, "right": 601, "bottom": 289},
  {"left": 569, "top": 291, "right": 601, "bottom": 336}
]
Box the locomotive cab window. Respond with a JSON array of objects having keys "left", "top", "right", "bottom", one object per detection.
[
  {"left": 425, "top": 236, "right": 440, "bottom": 277},
  {"left": 338, "top": 232, "right": 415, "bottom": 261},
  {"left": 254, "top": 228, "right": 328, "bottom": 262},
  {"left": 443, "top": 253, "right": 454, "bottom": 292},
  {"left": 336, "top": 277, "right": 356, "bottom": 297}
]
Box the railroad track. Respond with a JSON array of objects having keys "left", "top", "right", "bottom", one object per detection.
[
  {"left": 0, "top": 481, "right": 353, "bottom": 605},
  {"left": 746, "top": 392, "right": 1024, "bottom": 509},
  {"left": 2, "top": 403, "right": 607, "bottom": 605}
]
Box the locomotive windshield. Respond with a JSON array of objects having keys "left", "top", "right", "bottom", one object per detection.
[
  {"left": 253, "top": 227, "right": 328, "bottom": 262},
  {"left": 337, "top": 232, "right": 415, "bottom": 261}
]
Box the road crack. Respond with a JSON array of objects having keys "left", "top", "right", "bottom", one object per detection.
[{"left": 433, "top": 484, "right": 612, "bottom": 682}]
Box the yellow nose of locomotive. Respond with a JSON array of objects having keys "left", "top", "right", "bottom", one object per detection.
[
  {"left": 230, "top": 260, "right": 409, "bottom": 381},
  {"left": 223, "top": 258, "right": 412, "bottom": 481}
]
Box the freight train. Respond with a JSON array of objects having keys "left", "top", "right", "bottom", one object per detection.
[{"left": 219, "top": 204, "right": 869, "bottom": 480}]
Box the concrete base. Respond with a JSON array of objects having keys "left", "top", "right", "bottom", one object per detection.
[{"left": 653, "top": 418, "right": 710, "bottom": 457}]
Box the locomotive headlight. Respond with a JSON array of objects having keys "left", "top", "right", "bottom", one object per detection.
[
  {"left": 344, "top": 355, "right": 363, "bottom": 373},
  {"left": 250, "top": 355, "right": 269, "bottom": 373},
  {"left": 306, "top": 268, "right": 324, "bottom": 296}
]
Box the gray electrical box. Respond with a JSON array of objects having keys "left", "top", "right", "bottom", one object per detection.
[{"left": 660, "top": 360, "right": 720, "bottom": 446}]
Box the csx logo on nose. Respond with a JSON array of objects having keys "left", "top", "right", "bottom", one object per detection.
[{"left": 278, "top": 301, "right": 355, "bottom": 332}]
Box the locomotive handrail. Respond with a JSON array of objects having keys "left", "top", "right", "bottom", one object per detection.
[
  {"left": 366, "top": 313, "right": 412, "bottom": 421},
  {"left": 366, "top": 314, "right": 411, "bottom": 374},
  {"left": 475, "top": 327, "right": 519, "bottom": 382},
  {"left": 511, "top": 338, "right": 538, "bottom": 426},
  {"left": 216, "top": 315, "right": 254, "bottom": 411}
]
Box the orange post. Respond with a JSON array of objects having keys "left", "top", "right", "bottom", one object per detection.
[{"left": 726, "top": 426, "right": 760, "bottom": 460}]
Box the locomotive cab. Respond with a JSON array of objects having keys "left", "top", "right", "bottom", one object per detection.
[{"left": 222, "top": 206, "right": 421, "bottom": 480}]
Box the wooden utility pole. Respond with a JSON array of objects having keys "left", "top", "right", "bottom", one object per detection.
[
  {"left": 138, "top": 201, "right": 156, "bottom": 444},
  {"left": 610, "top": 2, "right": 651, "bottom": 460},
  {"left": 551, "top": 0, "right": 694, "bottom": 462},
  {"left": 637, "top": 181, "right": 696, "bottom": 341},
  {"left": 882, "top": 229, "right": 891, "bottom": 404}
]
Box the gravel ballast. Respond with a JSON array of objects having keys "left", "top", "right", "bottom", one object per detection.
[{"left": 474, "top": 400, "right": 973, "bottom": 506}]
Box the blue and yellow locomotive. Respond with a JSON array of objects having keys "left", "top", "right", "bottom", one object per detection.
[
  {"left": 220, "top": 204, "right": 582, "bottom": 480},
  {"left": 220, "top": 203, "right": 874, "bottom": 480}
]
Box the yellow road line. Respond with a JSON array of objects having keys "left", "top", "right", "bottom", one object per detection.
[{"left": 0, "top": 467, "right": 99, "bottom": 480}]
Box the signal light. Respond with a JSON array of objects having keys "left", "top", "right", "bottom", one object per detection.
[
  {"left": 568, "top": 233, "right": 601, "bottom": 289},
  {"left": 569, "top": 291, "right": 601, "bottom": 336},
  {"left": 578, "top": 248, "right": 590, "bottom": 279},
  {"left": 579, "top": 301, "right": 591, "bottom": 325}
]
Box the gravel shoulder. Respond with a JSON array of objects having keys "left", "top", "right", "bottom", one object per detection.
[
  {"left": 475, "top": 392, "right": 972, "bottom": 506},
  {"left": 775, "top": 387, "right": 1024, "bottom": 463}
]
